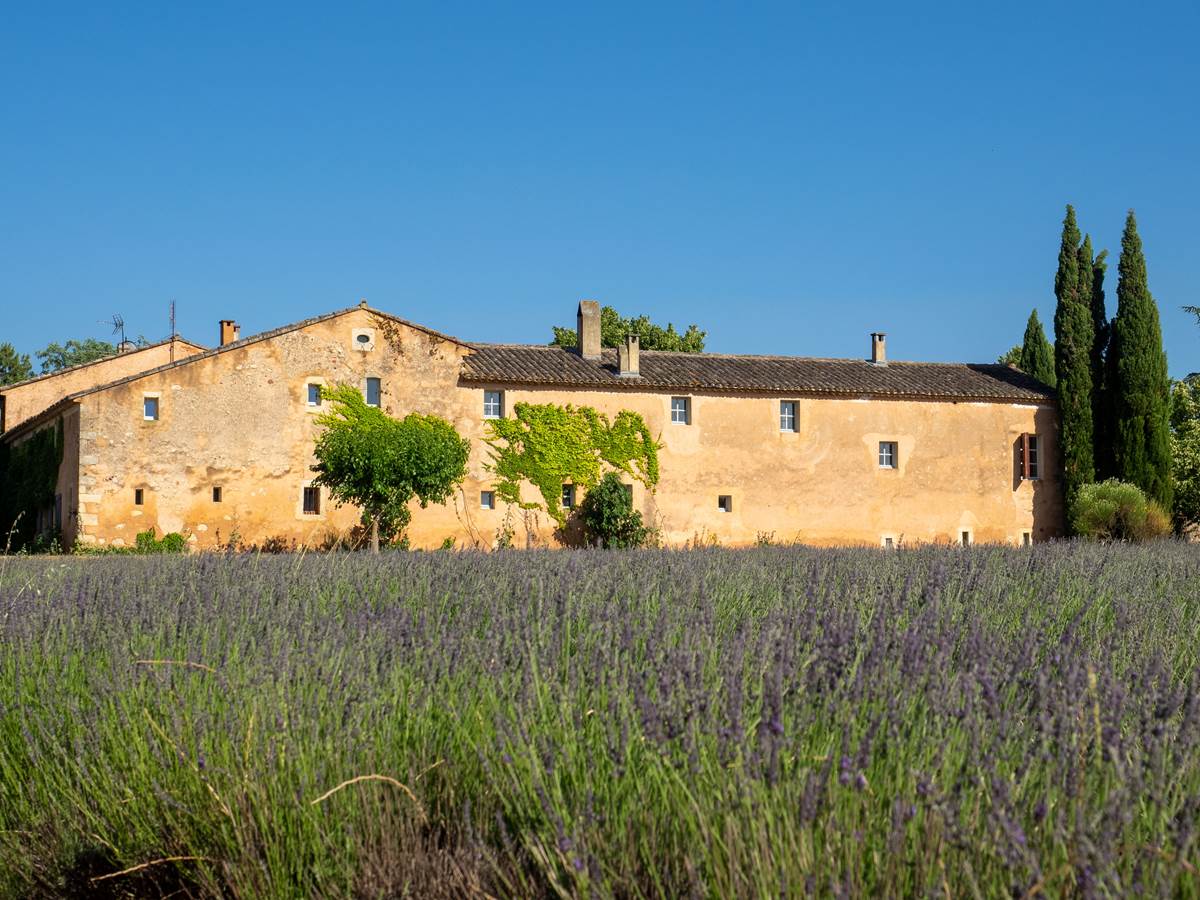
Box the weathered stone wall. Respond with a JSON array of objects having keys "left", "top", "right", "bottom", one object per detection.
[
  {"left": 1, "top": 339, "right": 204, "bottom": 432},
  {"left": 69, "top": 308, "right": 1062, "bottom": 550}
]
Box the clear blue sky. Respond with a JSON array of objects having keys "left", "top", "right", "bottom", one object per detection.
[{"left": 2, "top": 2, "right": 1197, "bottom": 376}]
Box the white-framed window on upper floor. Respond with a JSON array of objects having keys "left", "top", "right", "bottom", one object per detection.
[
  {"left": 780, "top": 400, "right": 797, "bottom": 432},
  {"left": 143, "top": 395, "right": 160, "bottom": 421},
  {"left": 364, "top": 377, "right": 381, "bottom": 408},
  {"left": 483, "top": 390, "right": 504, "bottom": 419},
  {"left": 307, "top": 382, "right": 323, "bottom": 407},
  {"left": 671, "top": 396, "right": 691, "bottom": 425},
  {"left": 878, "top": 441, "right": 897, "bottom": 469}
]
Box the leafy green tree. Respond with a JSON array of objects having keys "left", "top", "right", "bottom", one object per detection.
[
  {"left": 578, "top": 472, "right": 650, "bottom": 548},
  {"left": 1070, "top": 478, "right": 1171, "bottom": 541},
  {"left": 1053, "top": 205, "right": 1095, "bottom": 514},
  {"left": 552, "top": 306, "right": 706, "bottom": 352},
  {"left": 997, "top": 345, "right": 1021, "bottom": 367},
  {"left": 1018, "top": 309, "right": 1056, "bottom": 387},
  {"left": 1170, "top": 378, "right": 1200, "bottom": 533},
  {"left": 311, "top": 384, "right": 470, "bottom": 552},
  {"left": 1090, "top": 248, "right": 1113, "bottom": 479},
  {"left": 35, "top": 338, "right": 116, "bottom": 373},
  {"left": 0, "top": 343, "right": 33, "bottom": 386},
  {"left": 1109, "top": 210, "right": 1173, "bottom": 511}
]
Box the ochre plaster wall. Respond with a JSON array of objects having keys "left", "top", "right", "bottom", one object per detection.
[
  {"left": 1, "top": 339, "right": 204, "bottom": 432},
  {"left": 71, "top": 310, "right": 1062, "bottom": 550}
]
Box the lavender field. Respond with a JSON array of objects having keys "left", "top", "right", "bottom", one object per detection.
[{"left": 2, "top": 545, "right": 1200, "bottom": 898}]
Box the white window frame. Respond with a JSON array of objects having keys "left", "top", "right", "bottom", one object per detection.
[
  {"left": 483, "top": 390, "right": 504, "bottom": 419},
  {"left": 671, "top": 396, "right": 691, "bottom": 425},
  {"left": 780, "top": 400, "right": 797, "bottom": 432},
  {"left": 561, "top": 484, "right": 576, "bottom": 510},
  {"left": 480, "top": 490, "right": 496, "bottom": 510},
  {"left": 351, "top": 328, "right": 376, "bottom": 352},
  {"left": 364, "top": 377, "right": 382, "bottom": 408},
  {"left": 878, "top": 441, "right": 897, "bottom": 469},
  {"left": 306, "top": 382, "right": 323, "bottom": 407},
  {"left": 142, "top": 394, "right": 160, "bottom": 421}
]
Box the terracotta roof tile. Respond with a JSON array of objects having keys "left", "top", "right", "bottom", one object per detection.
[{"left": 461, "top": 345, "right": 1055, "bottom": 403}]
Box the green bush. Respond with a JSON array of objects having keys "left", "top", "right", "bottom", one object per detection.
[
  {"left": 578, "top": 472, "right": 650, "bottom": 548},
  {"left": 1071, "top": 479, "right": 1172, "bottom": 541},
  {"left": 134, "top": 528, "right": 188, "bottom": 554}
]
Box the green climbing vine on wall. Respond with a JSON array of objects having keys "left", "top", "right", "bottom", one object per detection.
[
  {"left": 484, "top": 402, "right": 660, "bottom": 527},
  {"left": 0, "top": 420, "right": 64, "bottom": 549}
]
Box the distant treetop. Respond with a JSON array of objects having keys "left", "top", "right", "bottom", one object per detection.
[{"left": 552, "top": 305, "right": 706, "bottom": 353}]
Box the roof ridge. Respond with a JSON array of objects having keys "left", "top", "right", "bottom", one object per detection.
[{"left": 0, "top": 336, "right": 206, "bottom": 392}]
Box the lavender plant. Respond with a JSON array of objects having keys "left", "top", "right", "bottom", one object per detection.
[{"left": 1, "top": 544, "right": 1199, "bottom": 897}]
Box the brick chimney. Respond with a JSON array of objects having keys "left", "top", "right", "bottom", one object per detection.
[
  {"left": 219, "top": 320, "right": 240, "bottom": 347},
  {"left": 577, "top": 300, "right": 601, "bottom": 360},
  {"left": 870, "top": 332, "right": 887, "bottom": 366},
  {"left": 618, "top": 333, "right": 640, "bottom": 376}
]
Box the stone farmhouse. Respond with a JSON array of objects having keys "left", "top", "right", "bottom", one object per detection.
[{"left": 0, "top": 301, "right": 1060, "bottom": 550}]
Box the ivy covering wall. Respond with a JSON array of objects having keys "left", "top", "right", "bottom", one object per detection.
[
  {"left": 484, "top": 402, "right": 659, "bottom": 527},
  {"left": 0, "top": 420, "right": 64, "bottom": 550}
]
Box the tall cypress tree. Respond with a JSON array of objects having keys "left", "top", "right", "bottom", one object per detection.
[
  {"left": 1053, "top": 205, "right": 1094, "bottom": 511},
  {"left": 1090, "top": 248, "right": 1112, "bottom": 479},
  {"left": 1018, "top": 309, "right": 1056, "bottom": 387},
  {"left": 1110, "top": 210, "right": 1173, "bottom": 509}
]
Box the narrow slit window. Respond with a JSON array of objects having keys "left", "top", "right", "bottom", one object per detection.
[
  {"left": 134, "top": 488, "right": 144, "bottom": 506},
  {"left": 302, "top": 486, "right": 321, "bottom": 515},
  {"left": 718, "top": 495, "right": 733, "bottom": 513},
  {"left": 483, "top": 390, "right": 504, "bottom": 419},
  {"left": 961, "top": 530, "right": 971, "bottom": 546},
  {"left": 671, "top": 397, "right": 691, "bottom": 425},
  {"left": 878, "top": 441, "right": 897, "bottom": 469},
  {"left": 365, "top": 377, "right": 381, "bottom": 407},
  {"left": 780, "top": 401, "right": 797, "bottom": 432},
  {"left": 143, "top": 397, "right": 159, "bottom": 420},
  {"left": 1022, "top": 531, "right": 1032, "bottom": 547},
  {"left": 212, "top": 486, "right": 223, "bottom": 503}
]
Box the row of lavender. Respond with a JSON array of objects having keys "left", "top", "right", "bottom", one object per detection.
[{"left": 2, "top": 544, "right": 1199, "bottom": 897}]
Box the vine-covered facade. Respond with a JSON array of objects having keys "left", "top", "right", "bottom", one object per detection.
[{"left": 0, "top": 301, "right": 1061, "bottom": 550}]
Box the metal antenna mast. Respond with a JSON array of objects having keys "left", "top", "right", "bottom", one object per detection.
[{"left": 169, "top": 300, "right": 176, "bottom": 361}]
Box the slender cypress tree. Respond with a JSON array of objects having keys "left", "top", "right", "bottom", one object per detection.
[
  {"left": 1089, "top": 248, "right": 1112, "bottom": 479},
  {"left": 1053, "top": 205, "right": 1094, "bottom": 510},
  {"left": 1110, "top": 210, "right": 1173, "bottom": 509},
  {"left": 1018, "top": 309, "right": 1056, "bottom": 387}
]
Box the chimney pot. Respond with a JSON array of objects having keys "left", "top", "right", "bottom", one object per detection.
[
  {"left": 870, "top": 332, "right": 887, "bottom": 366},
  {"left": 576, "top": 300, "right": 601, "bottom": 360},
  {"left": 219, "top": 320, "right": 241, "bottom": 347},
  {"left": 618, "top": 333, "right": 640, "bottom": 376}
]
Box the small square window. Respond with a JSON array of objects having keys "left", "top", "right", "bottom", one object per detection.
[
  {"left": 718, "top": 495, "right": 733, "bottom": 513},
  {"left": 303, "top": 486, "right": 321, "bottom": 515},
  {"left": 212, "top": 486, "right": 223, "bottom": 503},
  {"left": 307, "top": 383, "right": 322, "bottom": 406},
  {"left": 671, "top": 396, "right": 691, "bottom": 425},
  {"left": 134, "top": 488, "right": 144, "bottom": 505},
  {"left": 481, "top": 490, "right": 495, "bottom": 510},
  {"left": 561, "top": 484, "right": 576, "bottom": 509},
  {"left": 878, "top": 441, "right": 897, "bottom": 469},
  {"left": 780, "top": 401, "right": 797, "bottom": 432},
  {"left": 483, "top": 390, "right": 504, "bottom": 419},
  {"left": 365, "top": 377, "right": 381, "bottom": 407},
  {"left": 143, "top": 397, "right": 159, "bottom": 420}
]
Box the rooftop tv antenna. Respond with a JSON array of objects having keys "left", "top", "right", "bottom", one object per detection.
[{"left": 101, "top": 313, "right": 127, "bottom": 347}]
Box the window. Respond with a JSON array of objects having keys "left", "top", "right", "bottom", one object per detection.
[
  {"left": 1022, "top": 531, "right": 1032, "bottom": 547},
  {"left": 134, "top": 489, "right": 144, "bottom": 506},
  {"left": 961, "top": 530, "right": 972, "bottom": 547},
  {"left": 365, "top": 377, "right": 381, "bottom": 407},
  {"left": 143, "top": 397, "right": 159, "bottom": 420},
  {"left": 561, "top": 484, "right": 576, "bottom": 509},
  {"left": 351, "top": 328, "right": 376, "bottom": 352},
  {"left": 483, "top": 390, "right": 504, "bottom": 419},
  {"left": 622, "top": 483, "right": 633, "bottom": 500},
  {"left": 1019, "top": 433, "right": 1039, "bottom": 479},
  {"left": 718, "top": 495, "right": 733, "bottom": 513},
  {"left": 307, "top": 383, "right": 322, "bottom": 406},
  {"left": 780, "top": 401, "right": 797, "bottom": 432},
  {"left": 302, "top": 486, "right": 321, "bottom": 515},
  {"left": 878, "top": 441, "right": 897, "bottom": 469},
  {"left": 671, "top": 396, "right": 691, "bottom": 425},
  {"left": 212, "top": 486, "right": 223, "bottom": 503},
  {"left": 480, "top": 490, "right": 495, "bottom": 510},
  {"left": 882, "top": 536, "right": 894, "bottom": 549}
]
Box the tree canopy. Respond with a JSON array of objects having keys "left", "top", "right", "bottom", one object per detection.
[
  {"left": 0, "top": 343, "right": 34, "bottom": 386},
  {"left": 551, "top": 306, "right": 706, "bottom": 352},
  {"left": 311, "top": 384, "right": 470, "bottom": 551},
  {"left": 35, "top": 338, "right": 117, "bottom": 373},
  {"left": 1170, "top": 378, "right": 1200, "bottom": 533}
]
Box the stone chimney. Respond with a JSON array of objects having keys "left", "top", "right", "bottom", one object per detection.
[
  {"left": 870, "top": 332, "right": 887, "bottom": 366},
  {"left": 577, "top": 300, "right": 601, "bottom": 360},
  {"left": 219, "top": 320, "right": 241, "bottom": 347},
  {"left": 618, "top": 333, "right": 640, "bottom": 376}
]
